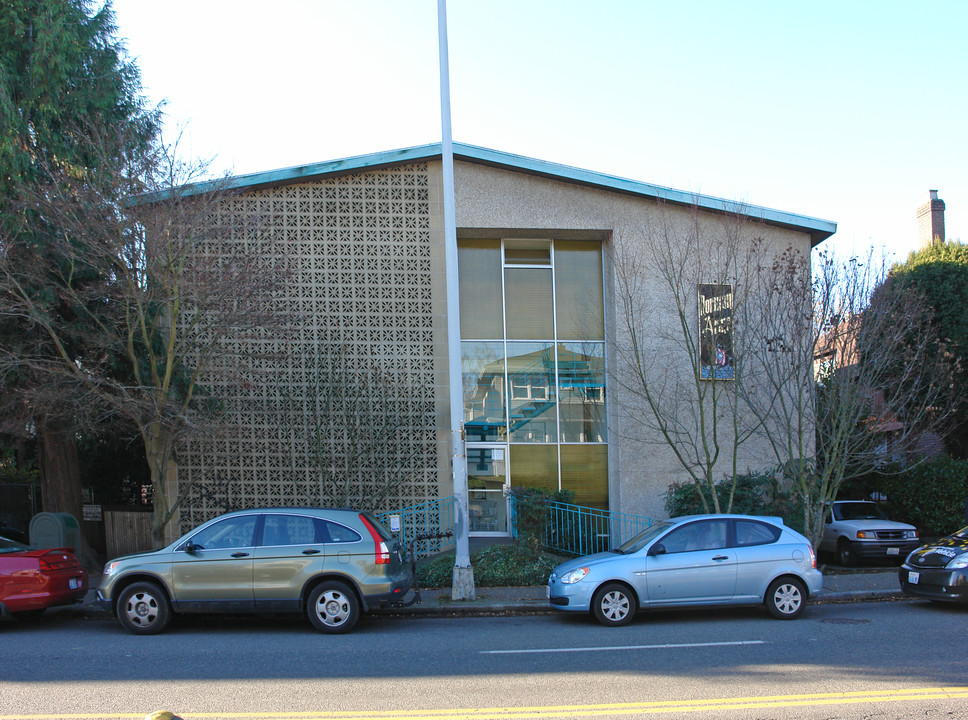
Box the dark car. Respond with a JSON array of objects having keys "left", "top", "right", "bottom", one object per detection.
[
  {"left": 98, "top": 508, "right": 412, "bottom": 634},
  {"left": 0, "top": 535, "right": 89, "bottom": 619},
  {"left": 899, "top": 526, "right": 968, "bottom": 603}
]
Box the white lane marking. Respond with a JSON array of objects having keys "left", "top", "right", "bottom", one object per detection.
[{"left": 481, "top": 640, "right": 766, "bottom": 655}]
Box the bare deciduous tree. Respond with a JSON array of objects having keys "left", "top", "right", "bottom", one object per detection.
[
  {"left": 743, "top": 248, "right": 959, "bottom": 546},
  {"left": 613, "top": 205, "right": 761, "bottom": 512},
  {"left": 0, "top": 133, "right": 289, "bottom": 545}
]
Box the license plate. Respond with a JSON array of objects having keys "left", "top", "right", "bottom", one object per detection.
[
  {"left": 908, "top": 571, "right": 920, "bottom": 585},
  {"left": 887, "top": 547, "right": 899, "bottom": 556},
  {"left": 69, "top": 578, "right": 80, "bottom": 590}
]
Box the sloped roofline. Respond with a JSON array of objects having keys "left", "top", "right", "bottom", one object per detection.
[{"left": 158, "top": 141, "right": 837, "bottom": 244}]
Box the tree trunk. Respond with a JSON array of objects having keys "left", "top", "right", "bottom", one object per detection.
[
  {"left": 36, "top": 417, "right": 83, "bottom": 522},
  {"left": 144, "top": 425, "right": 175, "bottom": 548}
]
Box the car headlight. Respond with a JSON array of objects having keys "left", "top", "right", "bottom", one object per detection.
[
  {"left": 560, "top": 566, "right": 590, "bottom": 584},
  {"left": 856, "top": 531, "right": 875, "bottom": 539},
  {"left": 904, "top": 530, "right": 919, "bottom": 539},
  {"left": 946, "top": 556, "right": 968, "bottom": 569},
  {"left": 103, "top": 561, "right": 122, "bottom": 576}
]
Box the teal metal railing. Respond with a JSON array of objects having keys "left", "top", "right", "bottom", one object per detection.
[
  {"left": 511, "top": 498, "right": 654, "bottom": 556},
  {"left": 378, "top": 495, "right": 652, "bottom": 560},
  {"left": 376, "top": 496, "right": 456, "bottom": 560}
]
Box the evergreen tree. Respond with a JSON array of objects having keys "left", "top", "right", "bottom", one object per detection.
[
  {"left": 0, "top": 0, "right": 157, "bottom": 521},
  {"left": 886, "top": 242, "right": 968, "bottom": 456}
]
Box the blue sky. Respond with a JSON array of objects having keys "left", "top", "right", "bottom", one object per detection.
[{"left": 110, "top": 0, "right": 966, "bottom": 260}]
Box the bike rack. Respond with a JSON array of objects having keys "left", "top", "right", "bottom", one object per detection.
[{"left": 389, "top": 530, "right": 454, "bottom": 608}]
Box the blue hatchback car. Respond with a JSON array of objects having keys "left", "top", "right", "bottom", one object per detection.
[{"left": 547, "top": 514, "right": 822, "bottom": 626}]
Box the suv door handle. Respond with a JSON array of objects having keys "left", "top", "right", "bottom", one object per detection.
[
  {"left": 302, "top": 549, "right": 321, "bottom": 555},
  {"left": 231, "top": 552, "right": 249, "bottom": 558}
]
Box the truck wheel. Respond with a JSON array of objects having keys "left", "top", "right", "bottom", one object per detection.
[{"left": 837, "top": 538, "right": 857, "bottom": 567}]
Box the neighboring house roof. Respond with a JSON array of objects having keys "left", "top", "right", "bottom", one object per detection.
[{"left": 157, "top": 142, "right": 837, "bottom": 244}]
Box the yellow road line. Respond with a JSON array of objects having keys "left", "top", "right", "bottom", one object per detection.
[{"left": 4, "top": 687, "right": 968, "bottom": 720}]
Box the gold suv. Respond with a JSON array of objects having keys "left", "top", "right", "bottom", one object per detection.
[{"left": 98, "top": 508, "right": 411, "bottom": 634}]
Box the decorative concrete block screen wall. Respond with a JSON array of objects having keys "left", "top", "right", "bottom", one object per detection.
[{"left": 174, "top": 163, "right": 446, "bottom": 534}]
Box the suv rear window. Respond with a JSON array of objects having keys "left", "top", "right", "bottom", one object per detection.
[{"left": 359, "top": 512, "right": 394, "bottom": 541}]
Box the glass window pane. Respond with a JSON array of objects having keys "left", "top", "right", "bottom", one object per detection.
[
  {"left": 509, "top": 444, "right": 558, "bottom": 492},
  {"left": 462, "top": 342, "right": 506, "bottom": 442},
  {"left": 506, "top": 342, "right": 557, "bottom": 443},
  {"left": 505, "top": 238, "right": 551, "bottom": 265},
  {"left": 558, "top": 342, "right": 606, "bottom": 442},
  {"left": 560, "top": 445, "right": 608, "bottom": 509},
  {"left": 555, "top": 240, "right": 604, "bottom": 340},
  {"left": 458, "top": 239, "right": 503, "bottom": 339},
  {"left": 505, "top": 268, "right": 553, "bottom": 339},
  {"left": 468, "top": 448, "right": 507, "bottom": 533}
]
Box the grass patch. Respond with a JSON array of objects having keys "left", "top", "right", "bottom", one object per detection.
[{"left": 415, "top": 542, "right": 568, "bottom": 588}]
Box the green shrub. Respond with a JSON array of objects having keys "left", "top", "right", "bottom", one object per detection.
[
  {"left": 664, "top": 472, "right": 786, "bottom": 517},
  {"left": 663, "top": 471, "right": 805, "bottom": 532},
  {"left": 507, "top": 486, "right": 575, "bottom": 556},
  {"left": 415, "top": 543, "right": 564, "bottom": 588},
  {"left": 876, "top": 456, "right": 968, "bottom": 535}
]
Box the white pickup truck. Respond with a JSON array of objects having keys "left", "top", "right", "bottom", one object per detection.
[{"left": 821, "top": 500, "right": 920, "bottom": 566}]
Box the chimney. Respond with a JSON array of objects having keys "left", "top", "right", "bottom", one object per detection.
[{"left": 918, "top": 189, "right": 946, "bottom": 250}]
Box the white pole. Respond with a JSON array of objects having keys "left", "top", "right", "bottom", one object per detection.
[{"left": 438, "top": 0, "right": 474, "bottom": 599}]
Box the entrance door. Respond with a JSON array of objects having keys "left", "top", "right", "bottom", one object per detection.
[{"left": 466, "top": 445, "right": 509, "bottom": 536}]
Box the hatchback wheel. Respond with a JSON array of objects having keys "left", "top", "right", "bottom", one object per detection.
[
  {"left": 308, "top": 581, "right": 360, "bottom": 633},
  {"left": 765, "top": 577, "right": 806, "bottom": 619},
  {"left": 592, "top": 582, "right": 636, "bottom": 626},
  {"left": 117, "top": 581, "right": 171, "bottom": 635}
]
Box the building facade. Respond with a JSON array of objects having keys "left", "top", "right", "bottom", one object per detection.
[{"left": 166, "top": 144, "right": 835, "bottom": 542}]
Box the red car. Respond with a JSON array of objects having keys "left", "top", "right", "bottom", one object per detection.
[{"left": 0, "top": 535, "right": 89, "bottom": 618}]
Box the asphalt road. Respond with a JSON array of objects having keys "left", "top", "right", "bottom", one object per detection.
[{"left": 2, "top": 597, "right": 967, "bottom": 720}]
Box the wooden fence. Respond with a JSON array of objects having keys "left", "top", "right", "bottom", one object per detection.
[{"left": 104, "top": 510, "right": 153, "bottom": 558}]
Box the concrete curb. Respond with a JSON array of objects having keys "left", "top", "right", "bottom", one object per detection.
[{"left": 54, "top": 568, "right": 905, "bottom": 621}]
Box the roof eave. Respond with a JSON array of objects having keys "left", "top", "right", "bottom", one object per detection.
[{"left": 140, "top": 141, "right": 837, "bottom": 243}]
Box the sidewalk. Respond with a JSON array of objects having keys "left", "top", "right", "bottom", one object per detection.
[
  {"left": 373, "top": 564, "right": 903, "bottom": 616},
  {"left": 58, "top": 565, "right": 902, "bottom": 621}
]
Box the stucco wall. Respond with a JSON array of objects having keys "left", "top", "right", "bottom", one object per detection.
[{"left": 453, "top": 159, "right": 814, "bottom": 520}]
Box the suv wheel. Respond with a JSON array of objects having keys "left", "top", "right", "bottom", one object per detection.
[
  {"left": 308, "top": 581, "right": 360, "bottom": 633},
  {"left": 117, "top": 581, "right": 171, "bottom": 635}
]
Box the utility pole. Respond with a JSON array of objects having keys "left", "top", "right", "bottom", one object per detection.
[{"left": 438, "top": 0, "right": 474, "bottom": 599}]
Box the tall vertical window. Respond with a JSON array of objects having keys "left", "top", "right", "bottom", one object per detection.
[{"left": 458, "top": 237, "right": 609, "bottom": 509}]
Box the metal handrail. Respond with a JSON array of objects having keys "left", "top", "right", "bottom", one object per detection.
[{"left": 511, "top": 497, "right": 654, "bottom": 556}]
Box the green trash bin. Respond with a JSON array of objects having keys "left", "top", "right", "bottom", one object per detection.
[{"left": 29, "top": 512, "right": 81, "bottom": 552}]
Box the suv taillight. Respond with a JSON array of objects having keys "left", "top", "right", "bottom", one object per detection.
[{"left": 360, "top": 515, "right": 390, "bottom": 565}]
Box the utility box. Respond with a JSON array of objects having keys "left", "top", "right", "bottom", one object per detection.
[{"left": 29, "top": 512, "right": 81, "bottom": 552}]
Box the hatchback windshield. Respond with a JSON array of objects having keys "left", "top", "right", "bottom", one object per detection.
[{"left": 616, "top": 521, "right": 673, "bottom": 554}]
